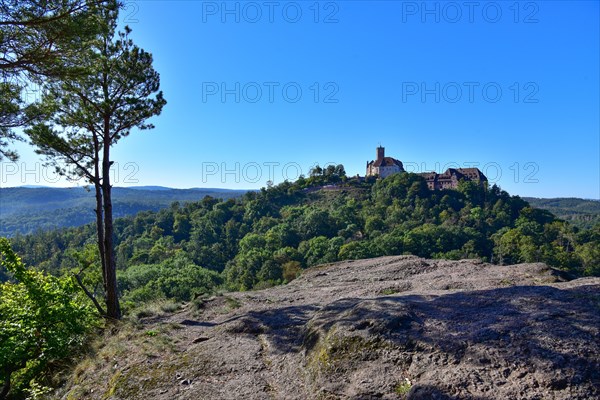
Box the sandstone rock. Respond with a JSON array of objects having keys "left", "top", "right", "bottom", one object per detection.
[{"left": 58, "top": 256, "right": 600, "bottom": 400}]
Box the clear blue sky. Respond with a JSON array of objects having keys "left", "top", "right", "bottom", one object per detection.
[{"left": 2, "top": 0, "right": 599, "bottom": 199}]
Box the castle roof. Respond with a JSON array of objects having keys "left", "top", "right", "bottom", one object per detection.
[
  {"left": 455, "top": 168, "right": 487, "bottom": 181},
  {"left": 368, "top": 157, "right": 403, "bottom": 168},
  {"left": 417, "top": 168, "right": 487, "bottom": 183}
]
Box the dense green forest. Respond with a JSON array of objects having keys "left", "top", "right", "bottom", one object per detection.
[
  {"left": 0, "top": 187, "right": 248, "bottom": 237},
  {"left": 3, "top": 189, "right": 596, "bottom": 239},
  {"left": 524, "top": 197, "right": 600, "bottom": 230},
  {"left": 7, "top": 170, "right": 600, "bottom": 311}
]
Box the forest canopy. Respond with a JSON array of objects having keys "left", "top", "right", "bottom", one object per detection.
[{"left": 8, "top": 171, "right": 600, "bottom": 307}]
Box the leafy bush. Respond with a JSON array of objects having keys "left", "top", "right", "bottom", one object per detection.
[
  {"left": 0, "top": 238, "right": 96, "bottom": 398},
  {"left": 282, "top": 261, "right": 303, "bottom": 282},
  {"left": 118, "top": 255, "right": 222, "bottom": 307}
]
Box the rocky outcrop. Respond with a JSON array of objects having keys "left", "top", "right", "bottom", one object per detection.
[{"left": 59, "top": 256, "right": 600, "bottom": 399}]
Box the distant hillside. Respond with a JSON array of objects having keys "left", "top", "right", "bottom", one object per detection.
[
  {"left": 524, "top": 197, "right": 600, "bottom": 229},
  {"left": 0, "top": 187, "right": 249, "bottom": 237}
]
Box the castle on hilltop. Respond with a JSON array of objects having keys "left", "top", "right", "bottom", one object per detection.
[
  {"left": 366, "top": 146, "right": 405, "bottom": 178},
  {"left": 416, "top": 168, "right": 487, "bottom": 190},
  {"left": 366, "top": 146, "right": 487, "bottom": 190}
]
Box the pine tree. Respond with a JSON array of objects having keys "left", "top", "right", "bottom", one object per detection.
[
  {"left": 26, "top": 4, "right": 166, "bottom": 319},
  {"left": 0, "top": 0, "right": 107, "bottom": 160}
]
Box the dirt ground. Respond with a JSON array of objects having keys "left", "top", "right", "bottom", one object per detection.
[{"left": 57, "top": 256, "right": 600, "bottom": 399}]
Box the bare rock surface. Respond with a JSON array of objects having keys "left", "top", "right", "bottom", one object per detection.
[{"left": 61, "top": 256, "right": 600, "bottom": 399}]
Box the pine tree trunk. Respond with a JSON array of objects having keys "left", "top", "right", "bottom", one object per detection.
[
  {"left": 101, "top": 128, "right": 121, "bottom": 320},
  {"left": 92, "top": 139, "right": 107, "bottom": 294},
  {"left": 95, "top": 182, "right": 106, "bottom": 286}
]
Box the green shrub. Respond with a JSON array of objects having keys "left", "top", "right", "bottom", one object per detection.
[
  {"left": 0, "top": 238, "right": 97, "bottom": 398},
  {"left": 282, "top": 261, "right": 303, "bottom": 282},
  {"left": 119, "top": 255, "right": 222, "bottom": 304}
]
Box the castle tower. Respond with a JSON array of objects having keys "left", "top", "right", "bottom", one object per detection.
[{"left": 376, "top": 146, "right": 385, "bottom": 161}]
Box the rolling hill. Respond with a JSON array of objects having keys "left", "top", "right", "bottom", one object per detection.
[
  {"left": 524, "top": 197, "right": 600, "bottom": 229},
  {"left": 0, "top": 186, "right": 249, "bottom": 237}
]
